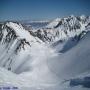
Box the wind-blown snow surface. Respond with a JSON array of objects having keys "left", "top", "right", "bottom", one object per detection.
[
  {"left": 48, "top": 32, "right": 90, "bottom": 79},
  {"left": 0, "top": 15, "right": 90, "bottom": 90}
]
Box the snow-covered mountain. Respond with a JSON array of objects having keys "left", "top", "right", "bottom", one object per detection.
[
  {"left": 0, "top": 21, "right": 43, "bottom": 74},
  {"left": 0, "top": 15, "right": 90, "bottom": 90},
  {"left": 33, "top": 15, "right": 90, "bottom": 43}
]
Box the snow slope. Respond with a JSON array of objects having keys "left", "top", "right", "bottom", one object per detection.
[
  {"left": 48, "top": 32, "right": 90, "bottom": 79},
  {"left": 46, "top": 18, "right": 61, "bottom": 28}
]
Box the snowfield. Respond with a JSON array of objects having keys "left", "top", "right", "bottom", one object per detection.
[{"left": 0, "top": 15, "right": 90, "bottom": 90}]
